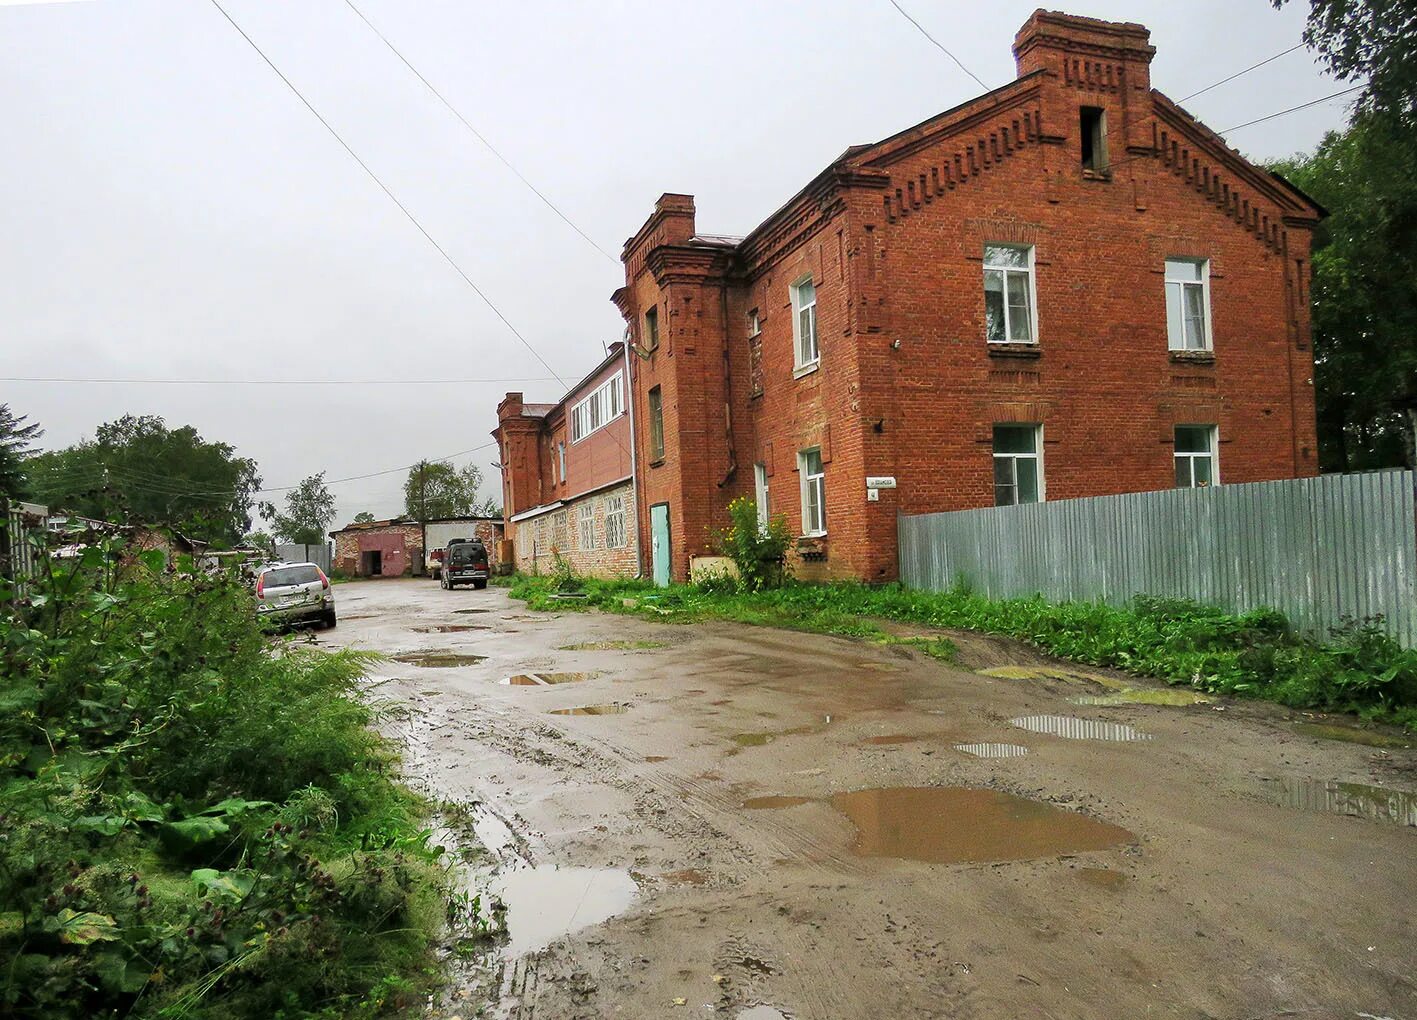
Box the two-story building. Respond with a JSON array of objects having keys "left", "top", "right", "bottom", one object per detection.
[
  {"left": 500, "top": 10, "right": 1322, "bottom": 584},
  {"left": 495, "top": 342, "right": 640, "bottom": 577}
]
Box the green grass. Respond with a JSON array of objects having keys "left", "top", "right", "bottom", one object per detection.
[{"left": 508, "top": 574, "right": 1417, "bottom": 730}]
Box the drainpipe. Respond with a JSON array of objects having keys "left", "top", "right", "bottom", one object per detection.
[{"left": 623, "top": 335, "right": 645, "bottom": 578}]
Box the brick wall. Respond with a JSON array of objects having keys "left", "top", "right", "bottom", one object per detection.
[
  {"left": 608, "top": 11, "right": 1320, "bottom": 584},
  {"left": 512, "top": 480, "right": 640, "bottom": 578},
  {"left": 332, "top": 523, "right": 423, "bottom": 577}
]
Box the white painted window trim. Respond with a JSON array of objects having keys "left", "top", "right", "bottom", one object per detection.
[
  {"left": 790, "top": 276, "right": 819, "bottom": 371},
  {"left": 983, "top": 243, "right": 1039, "bottom": 345},
  {"left": 992, "top": 425, "right": 1045, "bottom": 505},
  {"left": 570, "top": 371, "right": 625, "bottom": 444},
  {"left": 604, "top": 494, "right": 627, "bottom": 548},
  {"left": 753, "top": 463, "right": 770, "bottom": 533},
  {"left": 1165, "top": 258, "right": 1213, "bottom": 351},
  {"left": 577, "top": 501, "right": 596, "bottom": 551},
  {"left": 747, "top": 309, "right": 761, "bottom": 338},
  {"left": 1174, "top": 425, "right": 1220, "bottom": 487},
  {"left": 798, "top": 448, "right": 826, "bottom": 537}
]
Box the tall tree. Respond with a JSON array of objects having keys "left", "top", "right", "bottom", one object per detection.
[
  {"left": 27, "top": 414, "right": 260, "bottom": 544},
  {"left": 261, "top": 473, "right": 336, "bottom": 545},
  {"left": 1272, "top": 0, "right": 1416, "bottom": 126},
  {"left": 0, "top": 405, "right": 43, "bottom": 500},
  {"left": 403, "top": 461, "right": 487, "bottom": 521},
  {"left": 1271, "top": 112, "right": 1417, "bottom": 470},
  {"left": 351, "top": 511, "right": 376, "bottom": 524}
]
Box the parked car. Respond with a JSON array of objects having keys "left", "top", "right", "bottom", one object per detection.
[
  {"left": 440, "top": 540, "right": 489, "bottom": 590},
  {"left": 255, "top": 561, "right": 336, "bottom": 627},
  {"left": 425, "top": 537, "right": 468, "bottom": 580}
]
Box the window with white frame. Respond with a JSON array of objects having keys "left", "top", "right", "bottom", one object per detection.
[
  {"left": 993, "top": 425, "right": 1043, "bottom": 506},
  {"left": 570, "top": 371, "right": 624, "bottom": 443},
  {"left": 549, "top": 443, "right": 558, "bottom": 484},
  {"left": 1165, "top": 258, "right": 1211, "bottom": 351},
  {"left": 753, "top": 462, "right": 770, "bottom": 533},
  {"left": 798, "top": 448, "right": 825, "bottom": 536},
  {"left": 557, "top": 441, "right": 566, "bottom": 483},
  {"left": 983, "top": 244, "right": 1037, "bottom": 344},
  {"left": 791, "top": 277, "right": 819, "bottom": 369},
  {"left": 577, "top": 502, "right": 595, "bottom": 550},
  {"left": 748, "top": 309, "right": 761, "bottom": 337},
  {"left": 1174, "top": 425, "right": 1218, "bottom": 487},
  {"left": 604, "top": 494, "right": 626, "bottom": 548},
  {"left": 552, "top": 511, "right": 568, "bottom": 550}
]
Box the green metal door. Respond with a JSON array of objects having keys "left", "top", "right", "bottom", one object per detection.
[{"left": 650, "top": 503, "right": 670, "bottom": 587}]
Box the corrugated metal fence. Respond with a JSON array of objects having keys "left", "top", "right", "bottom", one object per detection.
[
  {"left": 898, "top": 471, "right": 1417, "bottom": 647},
  {"left": 1, "top": 499, "right": 48, "bottom": 595},
  {"left": 274, "top": 543, "right": 331, "bottom": 573}
]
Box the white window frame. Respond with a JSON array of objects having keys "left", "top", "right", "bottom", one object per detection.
[
  {"left": 577, "top": 501, "right": 595, "bottom": 551},
  {"left": 1165, "top": 258, "right": 1212, "bottom": 351},
  {"left": 983, "top": 244, "right": 1038, "bottom": 345},
  {"left": 557, "top": 441, "right": 566, "bottom": 482},
  {"left": 791, "top": 276, "right": 819, "bottom": 371},
  {"left": 1174, "top": 425, "right": 1219, "bottom": 488},
  {"left": 798, "top": 448, "right": 826, "bottom": 537},
  {"left": 753, "top": 462, "right": 770, "bottom": 533},
  {"left": 992, "top": 424, "right": 1045, "bottom": 506},
  {"left": 570, "top": 371, "right": 624, "bottom": 444},
  {"left": 604, "top": 494, "right": 627, "bottom": 548},
  {"left": 748, "top": 309, "right": 761, "bottom": 338}
]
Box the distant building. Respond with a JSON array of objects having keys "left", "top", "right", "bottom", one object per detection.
[
  {"left": 331, "top": 516, "right": 503, "bottom": 577},
  {"left": 494, "top": 344, "right": 640, "bottom": 578},
  {"left": 498, "top": 11, "right": 1323, "bottom": 584}
]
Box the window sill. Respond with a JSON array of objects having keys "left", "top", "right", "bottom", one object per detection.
[
  {"left": 648, "top": 457, "right": 665, "bottom": 469},
  {"left": 987, "top": 343, "right": 1041, "bottom": 360},
  {"left": 1081, "top": 168, "right": 1113, "bottom": 182},
  {"left": 796, "top": 534, "right": 828, "bottom": 561},
  {"left": 1169, "top": 350, "right": 1215, "bottom": 365},
  {"left": 792, "top": 362, "right": 820, "bottom": 380}
]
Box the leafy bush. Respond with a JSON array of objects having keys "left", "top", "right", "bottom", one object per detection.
[
  {"left": 712, "top": 496, "right": 792, "bottom": 592},
  {"left": 0, "top": 529, "right": 448, "bottom": 1018},
  {"left": 506, "top": 574, "right": 1417, "bottom": 729}
]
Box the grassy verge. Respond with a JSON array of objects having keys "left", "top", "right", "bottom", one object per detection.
[
  {"left": 509, "top": 574, "right": 1417, "bottom": 729},
  {"left": 1, "top": 535, "right": 462, "bottom": 1019}
]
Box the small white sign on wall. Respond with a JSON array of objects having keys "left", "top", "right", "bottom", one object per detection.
[
  {"left": 865, "top": 476, "right": 897, "bottom": 489},
  {"left": 867, "top": 489, "right": 880, "bottom": 502}
]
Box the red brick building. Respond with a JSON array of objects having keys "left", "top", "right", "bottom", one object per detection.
[
  {"left": 495, "top": 343, "right": 640, "bottom": 577},
  {"left": 504, "top": 10, "right": 1322, "bottom": 584}
]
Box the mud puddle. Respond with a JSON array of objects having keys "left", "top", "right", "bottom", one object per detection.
[
  {"left": 1274, "top": 777, "right": 1417, "bottom": 827},
  {"left": 743, "top": 796, "right": 814, "bottom": 810},
  {"left": 558, "top": 640, "right": 667, "bottom": 651},
  {"left": 645, "top": 755, "right": 670, "bottom": 763},
  {"left": 416, "top": 624, "right": 486, "bottom": 633},
  {"left": 1011, "top": 715, "right": 1151, "bottom": 742},
  {"left": 830, "top": 786, "right": 1136, "bottom": 864},
  {"left": 731, "top": 716, "right": 837, "bottom": 749},
  {"left": 550, "top": 704, "right": 629, "bottom": 716},
  {"left": 954, "top": 742, "right": 1030, "bottom": 758},
  {"left": 1074, "top": 689, "right": 1209, "bottom": 707},
  {"left": 453, "top": 608, "right": 492, "bottom": 614},
  {"left": 491, "top": 866, "right": 637, "bottom": 957},
  {"left": 393, "top": 651, "right": 487, "bottom": 667},
  {"left": 501, "top": 671, "right": 596, "bottom": 686},
  {"left": 1292, "top": 722, "right": 1412, "bottom": 749}
]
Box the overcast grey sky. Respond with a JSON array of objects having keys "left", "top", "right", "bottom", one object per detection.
[{"left": 1, "top": 0, "right": 1351, "bottom": 530}]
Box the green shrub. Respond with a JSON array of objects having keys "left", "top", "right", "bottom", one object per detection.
[
  {"left": 0, "top": 531, "right": 448, "bottom": 1018},
  {"left": 712, "top": 496, "right": 792, "bottom": 591}
]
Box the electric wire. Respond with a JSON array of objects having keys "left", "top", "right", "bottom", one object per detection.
[
  {"left": 2, "top": 375, "right": 561, "bottom": 386},
  {"left": 885, "top": 0, "right": 990, "bottom": 91}
]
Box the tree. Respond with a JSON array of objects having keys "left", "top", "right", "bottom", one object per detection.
[
  {"left": 1273, "top": 0, "right": 1416, "bottom": 126},
  {"left": 0, "top": 404, "right": 43, "bottom": 500},
  {"left": 27, "top": 414, "right": 260, "bottom": 544},
  {"left": 261, "top": 473, "right": 335, "bottom": 545},
  {"left": 352, "top": 511, "right": 376, "bottom": 524},
  {"left": 242, "top": 530, "right": 276, "bottom": 556},
  {"left": 403, "top": 460, "right": 487, "bottom": 521},
  {"left": 1270, "top": 112, "right": 1417, "bottom": 470}
]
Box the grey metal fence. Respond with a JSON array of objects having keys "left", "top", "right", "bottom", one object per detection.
[
  {"left": 1, "top": 500, "right": 48, "bottom": 595},
  {"left": 898, "top": 471, "right": 1417, "bottom": 647},
  {"left": 274, "top": 543, "right": 331, "bottom": 573}
]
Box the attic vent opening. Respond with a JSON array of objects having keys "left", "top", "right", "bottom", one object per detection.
[{"left": 1080, "top": 106, "right": 1108, "bottom": 174}]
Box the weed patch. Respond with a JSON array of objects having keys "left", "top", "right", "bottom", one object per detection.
[{"left": 507, "top": 575, "right": 1417, "bottom": 729}]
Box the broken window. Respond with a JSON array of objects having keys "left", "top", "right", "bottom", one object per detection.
[
  {"left": 993, "top": 425, "right": 1043, "bottom": 506},
  {"left": 1080, "top": 106, "right": 1108, "bottom": 173}
]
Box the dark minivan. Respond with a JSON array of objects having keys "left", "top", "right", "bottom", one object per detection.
[{"left": 440, "top": 540, "right": 489, "bottom": 590}]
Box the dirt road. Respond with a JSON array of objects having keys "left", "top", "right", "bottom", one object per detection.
[{"left": 324, "top": 578, "right": 1415, "bottom": 1020}]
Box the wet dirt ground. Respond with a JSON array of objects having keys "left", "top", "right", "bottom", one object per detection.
[{"left": 323, "top": 579, "right": 1416, "bottom": 1020}]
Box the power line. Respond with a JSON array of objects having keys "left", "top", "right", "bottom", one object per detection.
[
  {"left": 1175, "top": 43, "right": 1306, "bottom": 105},
  {"left": 341, "top": 0, "right": 619, "bottom": 264},
  {"left": 886, "top": 0, "right": 989, "bottom": 92},
  {"left": 1216, "top": 84, "right": 1364, "bottom": 133},
  {"left": 2, "top": 375, "right": 560, "bottom": 386},
  {"left": 207, "top": 0, "right": 569, "bottom": 390}
]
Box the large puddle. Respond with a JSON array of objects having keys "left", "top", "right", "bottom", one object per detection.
[
  {"left": 549, "top": 704, "right": 629, "bottom": 716},
  {"left": 491, "top": 866, "right": 638, "bottom": 957},
  {"left": 1010, "top": 715, "right": 1151, "bottom": 742},
  {"left": 501, "top": 671, "right": 596, "bottom": 686},
  {"left": 830, "top": 786, "right": 1136, "bottom": 864},
  {"left": 558, "top": 640, "right": 667, "bottom": 651},
  {"left": 1276, "top": 777, "right": 1417, "bottom": 827},
  {"left": 1292, "top": 722, "right": 1412, "bottom": 749},
  {"left": 1074, "top": 688, "right": 1209, "bottom": 707},
  {"left": 392, "top": 651, "right": 487, "bottom": 667}
]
